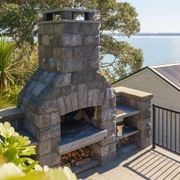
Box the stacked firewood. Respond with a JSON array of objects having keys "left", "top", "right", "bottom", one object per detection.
[
  {"left": 117, "top": 136, "right": 133, "bottom": 146},
  {"left": 61, "top": 147, "right": 91, "bottom": 167}
]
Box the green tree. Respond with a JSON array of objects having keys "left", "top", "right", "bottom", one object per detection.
[
  {"left": 0, "top": 2, "right": 38, "bottom": 46},
  {"left": 0, "top": 0, "right": 143, "bottom": 82}
]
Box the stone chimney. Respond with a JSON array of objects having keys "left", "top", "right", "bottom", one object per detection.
[{"left": 18, "top": 8, "right": 116, "bottom": 167}]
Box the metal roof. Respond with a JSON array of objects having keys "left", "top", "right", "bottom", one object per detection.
[{"left": 152, "top": 63, "right": 180, "bottom": 90}]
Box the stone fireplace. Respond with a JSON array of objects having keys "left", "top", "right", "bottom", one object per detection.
[{"left": 18, "top": 8, "right": 116, "bottom": 167}]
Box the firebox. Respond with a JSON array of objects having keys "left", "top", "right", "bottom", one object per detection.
[
  {"left": 18, "top": 8, "right": 116, "bottom": 167},
  {"left": 61, "top": 107, "right": 95, "bottom": 137}
]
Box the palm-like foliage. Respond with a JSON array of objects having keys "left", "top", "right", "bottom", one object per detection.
[
  {"left": 0, "top": 37, "right": 15, "bottom": 90},
  {"left": 0, "top": 38, "right": 38, "bottom": 91}
]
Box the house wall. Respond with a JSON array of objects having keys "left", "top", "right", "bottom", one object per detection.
[{"left": 113, "top": 68, "right": 180, "bottom": 111}]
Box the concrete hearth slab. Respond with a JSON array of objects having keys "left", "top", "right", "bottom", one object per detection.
[
  {"left": 72, "top": 159, "right": 100, "bottom": 174},
  {"left": 59, "top": 126, "right": 107, "bottom": 155}
]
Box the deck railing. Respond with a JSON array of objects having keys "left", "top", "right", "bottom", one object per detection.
[{"left": 152, "top": 104, "right": 180, "bottom": 154}]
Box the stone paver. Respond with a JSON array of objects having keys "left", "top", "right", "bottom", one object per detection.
[{"left": 79, "top": 146, "right": 180, "bottom": 180}]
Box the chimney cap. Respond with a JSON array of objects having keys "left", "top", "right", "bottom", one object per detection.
[
  {"left": 43, "top": 8, "right": 99, "bottom": 21},
  {"left": 43, "top": 8, "right": 98, "bottom": 14}
]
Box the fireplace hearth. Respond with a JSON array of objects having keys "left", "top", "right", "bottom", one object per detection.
[{"left": 60, "top": 124, "right": 107, "bottom": 155}]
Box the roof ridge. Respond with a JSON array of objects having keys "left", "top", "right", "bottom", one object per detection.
[
  {"left": 151, "top": 68, "right": 180, "bottom": 91},
  {"left": 151, "top": 62, "right": 180, "bottom": 68}
]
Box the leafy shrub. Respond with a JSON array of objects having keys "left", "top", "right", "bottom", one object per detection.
[
  {"left": 0, "top": 122, "right": 78, "bottom": 179},
  {"left": 0, "top": 162, "right": 77, "bottom": 180},
  {"left": 0, "top": 85, "right": 22, "bottom": 108},
  {"left": 0, "top": 122, "right": 37, "bottom": 172},
  {"left": 14, "top": 42, "right": 38, "bottom": 86}
]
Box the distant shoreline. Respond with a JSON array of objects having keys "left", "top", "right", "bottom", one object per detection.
[
  {"left": 105, "top": 32, "right": 180, "bottom": 36},
  {"left": 135, "top": 33, "right": 180, "bottom": 36}
]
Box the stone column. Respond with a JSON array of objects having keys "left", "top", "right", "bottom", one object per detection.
[
  {"left": 22, "top": 107, "right": 61, "bottom": 167},
  {"left": 91, "top": 87, "right": 117, "bottom": 164}
]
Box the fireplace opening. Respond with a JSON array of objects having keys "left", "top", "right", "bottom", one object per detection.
[
  {"left": 59, "top": 106, "right": 107, "bottom": 157},
  {"left": 61, "top": 107, "right": 95, "bottom": 137}
]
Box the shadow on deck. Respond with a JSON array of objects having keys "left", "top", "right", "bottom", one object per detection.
[
  {"left": 79, "top": 146, "right": 180, "bottom": 180},
  {"left": 124, "top": 147, "right": 180, "bottom": 180}
]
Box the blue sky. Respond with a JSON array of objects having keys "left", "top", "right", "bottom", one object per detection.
[{"left": 120, "top": 0, "right": 180, "bottom": 33}]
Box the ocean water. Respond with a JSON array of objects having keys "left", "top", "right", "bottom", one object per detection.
[{"left": 105, "top": 35, "right": 180, "bottom": 67}]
